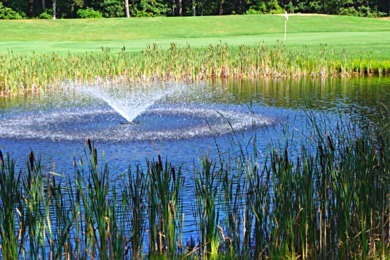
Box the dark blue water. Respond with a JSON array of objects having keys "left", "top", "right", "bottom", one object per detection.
[{"left": 1, "top": 78, "right": 389, "bottom": 171}]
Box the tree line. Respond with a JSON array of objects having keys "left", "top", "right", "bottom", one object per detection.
[{"left": 0, "top": 0, "right": 389, "bottom": 19}]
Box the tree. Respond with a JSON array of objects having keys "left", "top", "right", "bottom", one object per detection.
[
  {"left": 53, "top": 0, "right": 57, "bottom": 19},
  {"left": 133, "top": 0, "right": 168, "bottom": 17},
  {"left": 101, "top": 0, "right": 125, "bottom": 17},
  {"left": 125, "top": 0, "right": 130, "bottom": 17}
]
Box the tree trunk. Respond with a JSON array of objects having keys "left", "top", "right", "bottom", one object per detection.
[
  {"left": 125, "top": 0, "right": 130, "bottom": 17},
  {"left": 192, "top": 0, "right": 196, "bottom": 16},
  {"left": 28, "top": 0, "right": 34, "bottom": 17},
  {"left": 42, "top": 0, "right": 46, "bottom": 10},
  {"left": 179, "top": 0, "right": 182, "bottom": 16},
  {"left": 52, "top": 0, "right": 56, "bottom": 19},
  {"left": 219, "top": 0, "right": 225, "bottom": 15}
]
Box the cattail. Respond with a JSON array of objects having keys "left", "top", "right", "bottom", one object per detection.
[
  {"left": 86, "top": 137, "right": 92, "bottom": 152},
  {"left": 0, "top": 150, "right": 4, "bottom": 168},
  {"left": 29, "top": 151, "right": 35, "bottom": 170}
]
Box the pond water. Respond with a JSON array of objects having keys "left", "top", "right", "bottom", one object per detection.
[
  {"left": 1, "top": 77, "right": 388, "bottom": 171},
  {"left": 0, "top": 77, "right": 389, "bottom": 250}
]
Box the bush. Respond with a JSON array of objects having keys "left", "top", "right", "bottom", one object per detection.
[
  {"left": 101, "top": 0, "right": 125, "bottom": 18},
  {"left": 245, "top": 7, "right": 262, "bottom": 15},
  {"left": 339, "top": 6, "right": 359, "bottom": 16},
  {"left": 338, "top": 5, "right": 384, "bottom": 18},
  {"left": 245, "top": 0, "right": 284, "bottom": 15},
  {"left": 77, "top": 8, "right": 103, "bottom": 19},
  {"left": 0, "top": 3, "right": 24, "bottom": 20},
  {"left": 38, "top": 9, "right": 53, "bottom": 19}
]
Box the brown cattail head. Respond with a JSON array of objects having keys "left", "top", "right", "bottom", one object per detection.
[
  {"left": 172, "top": 166, "right": 176, "bottom": 182},
  {"left": 29, "top": 151, "right": 35, "bottom": 170},
  {"left": 0, "top": 150, "right": 4, "bottom": 168},
  {"left": 86, "top": 138, "right": 92, "bottom": 152},
  {"left": 158, "top": 154, "right": 163, "bottom": 171}
]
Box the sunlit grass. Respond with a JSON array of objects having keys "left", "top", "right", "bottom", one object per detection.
[
  {"left": 0, "top": 15, "right": 389, "bottom": 56},
  {"left": 1, "top": 43, "right": 389, "bottom": 96}
]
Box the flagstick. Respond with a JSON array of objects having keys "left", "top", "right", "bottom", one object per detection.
[
  {"left": 284, "top": 11, "right": 288, "bottom": 41},
  {"left": 284, "top": 19, "right": 287, "bottom": 41}
]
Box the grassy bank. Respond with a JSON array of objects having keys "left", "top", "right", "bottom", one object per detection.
[
  {"left": 1, "top": 42, "right": 390, "bottom": 95},
  {"left": 0, "top": 15, "right": 389, "bottom": 56},
  {"left": 0, "top": 111, "right": 388, "bottom": 259},
  {"left": 0, "top": 15, "right": 389, "bottom": 95}
]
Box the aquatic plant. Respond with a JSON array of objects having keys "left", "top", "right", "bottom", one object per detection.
[
  {"left": 0, "top": 151, "right": 22, "bottom": 259},
  {"left": 1, "top": 43, "right": 389, "bottom": 96},
  {"left": 147, "top": 155, "right": 184, "bottom": 258}
]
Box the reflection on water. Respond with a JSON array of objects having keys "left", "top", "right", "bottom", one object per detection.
[
  {"left": 0, "top": 77, "right": 389, "bottom": 167},
  {"left": 222, "top": 77, "right": 390, "bottom": 111}
]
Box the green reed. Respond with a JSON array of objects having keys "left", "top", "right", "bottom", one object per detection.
[
  {"left": 22, "top": 152, "right": 49, "bottom": 258},
  {"left": 74, "top": 139, "right": 125, "bottom": 258},
  {"left": 194, "top": 157, "right": 222, "bottom": 259},
  {"left": 147, "top": 155, "right": 184, "bottom": 259},
  {"left": 121, "top": 165, "right": 147, "bottom": 259},
  {"left": 0, "top": 151, "right": 22, "bottom": 259},
  {"left": 1, "top": 43, "right": 389, "bottom": 95},
  {"left": 46, "top": 174, "right": 74, "bottom": 259}
]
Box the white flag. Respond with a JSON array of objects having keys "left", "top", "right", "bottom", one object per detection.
[{"left": 285, "top": 11, "right": 288, "bottom": 21}]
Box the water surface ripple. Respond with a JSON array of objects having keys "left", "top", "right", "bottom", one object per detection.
[{"left": 0, "top": 104, "right": 273, "bottom": 142}]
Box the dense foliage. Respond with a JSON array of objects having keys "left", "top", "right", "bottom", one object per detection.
[{"left": 0, "top": 0, "right": 388, "bottom": 19}]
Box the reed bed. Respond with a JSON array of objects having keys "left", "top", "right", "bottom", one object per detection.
[
  {"left": 0, "top": 109, "right": 388, "bottom": 259},
  {"left": 1, "top": 43, "right": 389, "bottom": 96}
]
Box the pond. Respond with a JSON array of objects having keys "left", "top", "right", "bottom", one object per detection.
[
  {"left": 1, "top": 77, "right": 388, "bottom": 170},
  {"left": 0, "top": 76, "right": 389, "bottom": 256}
]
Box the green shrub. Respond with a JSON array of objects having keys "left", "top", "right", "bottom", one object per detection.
[
  {"left": 339, "top": 5, "right": 385, "bottom": 17},
  {"left": 38, "top": 9, "right": 53, "bottom": 19},
  {"left": 76, "top": 8, "right": 103, "bottom": 19},
  {"left": 245, "top": 7, "right": 262, "bottom": 15},
  {"left": 100, "top": 0, "right": 125, "bottom": 18},
  {"left": 339, "top": 7, "right": 360, "bottom": 16},
  {"left": 0, "top": 3, "right": 24, "bottom": 20},
  {"left": 245, "top": 0, "right": 284, "bottom": 15}
]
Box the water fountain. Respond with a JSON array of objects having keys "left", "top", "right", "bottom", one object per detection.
[
  {"left": 0, "top": 82, "right": 274, "bottom": 142},
  {"left": 79, "top": 83, "right": 176, "bottom": 123}
]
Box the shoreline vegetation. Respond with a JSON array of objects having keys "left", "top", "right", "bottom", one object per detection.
[
  {"left": 0, "top": 14, "right": 389, "bottom": 95},
  {"left": 1, "top": 42, "right": 390, "bottom": 96},
  {"left": 0, "top": 112, "right": 388, "bottom": 259}
]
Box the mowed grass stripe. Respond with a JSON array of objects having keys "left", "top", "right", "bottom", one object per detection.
[{"left": 0, "top": 15, "right": 389, "bottom": 54}]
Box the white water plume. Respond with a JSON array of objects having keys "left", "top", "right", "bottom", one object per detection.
[
  {"left": 0, "top": 81, "right": 275, "bottom": 142},
  {"left": 79, "top": 82, "right": 179, "bottom": 123}
]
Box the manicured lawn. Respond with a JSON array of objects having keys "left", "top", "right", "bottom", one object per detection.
[{"left": 0, "top": 15, "right": 389, "bottom": 59}]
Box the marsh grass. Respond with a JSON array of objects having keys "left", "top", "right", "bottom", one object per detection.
[
  {"left": 0, "top": 110, "right": 388, "bottom": 259},
  {"left": 194, "top": 157, "right": 222, "bottom": 259},
  {"left": 0, "top": 151, "right": 21, "bottom": 259},
  {"left": 122, "top": 165, "right": 147, "bottom": 258},
  {"left": 1, "top": 43, "right": 389, "bottom": 95},
  {"left": 147, "top": 155, "right": 184, "bottom": 259}
]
